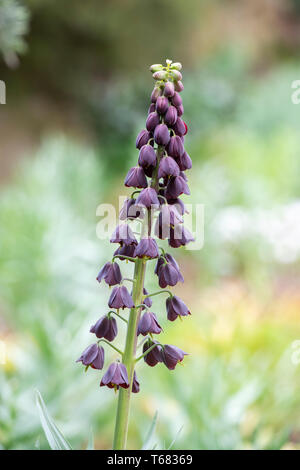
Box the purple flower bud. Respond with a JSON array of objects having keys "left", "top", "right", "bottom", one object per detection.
[
  {"left": 100, "top": 362, "right": 129, "bottom": 389},
  {"left": 143, "top": 287, "right": 152, "bottom": 309},
  {"left": 138, "top": 144, "right": 157, "bottom": 168},
  {"left": 164, "top": 81, "right": 175, "bottom": 97},
  {"left": 143, "top": 339, "right": 163, "bottom": 367},
  {"left": 172, "top": 92, "right": 183, "bottom": 108},
  {"left": 76, "top": 344, "right": 104, "bottom": 370},
  {"left": 174, "top": 80, "right": 184, "bottom": 92},
  {"left": 119, "top": 198, "right": 143, "bottom": 220},
  {"left": 110, "top": 224, "right": 137, "bottom": 246},
  {"left": 165, "top": 175, "right": 190, "bottom": 199},
  {"left": 124, "top": 166, "right": 148, "bottom": 188},
  {"left": 166, "top": 135, "right": 184, "bottom": 158},
  {"left": 146, "top": 112, "right": 160, "bottom": 132},
  {"left": 136, "top": 187, "right": 159, "bottom": 209},
  {"left": 108, "top": 285, "right": 135, "bottom": 309},
  {"left": 156, "top": 96, "right": 169, "bottom": 115},
  {"left": 164, "top": 105, "right": 178, "bottom": 126},
  {"left": 161, "top": 345, "right": 187, "bottom": 370},
  {"left": 96, "top": 261, "right": 122, "bottom": 286},
  {"left": 90, "top": 315, "right": 118, "bottom": 341},
  {"left": 176, "top": 104, "right": 184, "bottom": 117},
  {"left": 137, "top": 311, "right": 162, "bottom": 336},
  {"left": 168, "top": 225, "right": 195, "bottom": 248},
  {"left": 151, "top": 86, "right": 162, "bottom": 103},
  {"left": 113, "top": 244, "right": 136, "bottom": 261},
  {"left": 148, "top": 103, "right": 156, "bottom": 114},
  {"left": 158, "top": 156, "right": 180, "bottom": 178},
  {"left": 166, "top": 295, "right": 190, "bottom": 321},
  {"left": 132, "top": 370, "right": 140, "bottom": 393},
  {"left": 173, "top": 118, "right": 187, "bottom": 137},
  {"left": 136, "top": 129, "right": 152, "bottom": 149},
  {"left": 157, "top": 262, "right": 183, "bottom": 288},
  {"left": 154, "top": 124, "right": 170, "bottom": 146},
  {"left": 177, "top": 151, "right": 192, "bottom": 171},
  {"left": 134, "top": 237, "right": 159, "bottom": 259},
  {"left": 155, "top": 204, "right": 183, "bottom": 239}
]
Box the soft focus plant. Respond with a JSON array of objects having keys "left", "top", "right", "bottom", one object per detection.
[{"left": 77, "top": 60, "right": 194, "bottom": 450}]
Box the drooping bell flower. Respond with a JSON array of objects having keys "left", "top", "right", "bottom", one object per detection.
[
  {"left": 136, "top": 187, "right": 159, "bottom": 209},
  {"left": 132, "top": 370, "right": 140, "bottom": 393},
  {"left": 151, "top": 86, "right": 162, "bottom": 103},
  {"left": 172, "top": 91, "right": 182, "bottom": 108},
  {"left": 90, "top": 315, "right": 118, "bottom": 342},
  {"left": 157, "top": 261, "right": 184, "bottom": 288},
  {"left": 173, "top": 118, "right": 188, "bottom": 137},
  {"left": 110, "top": 224, "right": 137, "bottom": 246},
  {"left": 166, "top": 295, "right": 190, "bottom": 321},
  {"left": 108, "top": 286, "right": 135, "bottom": 309},
  {"left": 167, "top": 197, "right": 186, "bottom": 215},
  {"left": 142, "top": 287, "right": 152, "bottom": 309},
  {"left": 176, "top": 104, "right": 184, "bottom": 117},
  {"left": 154, "top": 253, "right": 183, "bottom": 277},
  {"left": 100, "top": 362, "right": 129, "bottom": 389},
  {"left": 158, "top": 156, "right": 180, "bottom": 178},
  {"left": 138, "top": 144, "right": 157, "bottom": 168},
  {"left": 174, "top": 80, "right": 184, "bottom": 92},
  {"left": 134, "top": 237, "right": 159, "bottom": 259},
  {"left": 137, "top": 311, "right": 162, "bottom": 336},
  {"left": 119, "top": 198, "right": 143, "bottom": 220},
  {"left": 124, "top": 166, "right": 148, "bottom": 188},
  {"left": 96, "top": 261, "right": 122, "bottom": 286},
  {"left": 154, "top": 124, "right": 170, "bottom": 146},
  {"left": 166, "top": 135, "right": 184, "bottom": 158},
  {"left": 163, "top": 81, "right": 175, "bottom": 97},
  {"left": 168, "top": 225, "right": 195, "bottom": 248},
  {"left": 143, "top": 339, "right": 163, "bottom": 367},
  {"left": 148, "top": 103, "right": 156, "bottom": 114},
  {"left": 155, "top": 204, "right": 183, "bottom": 240},
  {"left": 136, "top": 129, "right": 152, "bottom": 149},
  {"left": 113, "top": 244, "right": 136, "bottom": 261},
  {"left": 161, "top": 345, "right": 187, "bottom": 370},
  {"left": 146, "top": 112, "right": 160, "bottom": 132},
  {"left": 156, "top": 96, "right": 169, "bottom": 115},
  {"left": 76, "top": 344, "right": 104, "bottom": 370},
  {"left": 165, "top": 175, "right": 190, "bottom": 199},
  {"left": 176, "top": 151, "right": 192, "bottom": 171},
  {"left": 164, "top": 105, "right": 178, "bottom": 126}
]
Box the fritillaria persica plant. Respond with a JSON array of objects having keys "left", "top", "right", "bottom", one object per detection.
[{"left": 77, "top": 60, "right": 194, "bottom": 450}]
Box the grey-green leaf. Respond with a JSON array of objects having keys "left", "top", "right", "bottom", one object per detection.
[{"left": 141, "top": 410, "right": 158, "bottom": 450}]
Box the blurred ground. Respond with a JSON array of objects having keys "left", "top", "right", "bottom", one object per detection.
[{"left": 1, "top": 0, "right": 300, "bottom": 450}]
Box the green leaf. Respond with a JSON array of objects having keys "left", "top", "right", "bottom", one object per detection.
[
  {"left": 35, "top": 390, "right": 72, "bottom": 450},
  {"left": 167, "top": 425, "right": 183, "bottom": 450},
  {"left": 141, "top": 410, "right": 158, "bottom": 450}
]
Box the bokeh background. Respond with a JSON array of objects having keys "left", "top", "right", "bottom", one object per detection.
[{"left": 1, "top": 0, "right": 300, "bottom": 450}]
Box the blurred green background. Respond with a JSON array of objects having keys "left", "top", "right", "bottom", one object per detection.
[{"left": 1, "top": 0, "right": 300, "bottom": 450}]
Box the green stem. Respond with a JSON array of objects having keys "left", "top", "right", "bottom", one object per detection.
[
  {"left": 144, "top": 289, "right": 173, "bottom": 299},
  {"left": 112, "top": 145, "right": 164, "bottom": 450},
  {"left": 97, "top": 339, "right": 124, "bottom": 356},
  {"left": 135, "top": 341, "right": 164, "bottom": 362}
]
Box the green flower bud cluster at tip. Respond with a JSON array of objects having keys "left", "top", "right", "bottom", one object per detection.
[{"left": 150, "top": 59, "right": 183, "bottom": 83}]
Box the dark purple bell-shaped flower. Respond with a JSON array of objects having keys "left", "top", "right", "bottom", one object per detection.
[
  {"left": 174, "top": 80, "right": 184, "bottom": 92},
  {"left": 167, "top": 197, "right": 186, "bottom": 215},
  {"left": 136, "top": 187, "right": 159, "bottom": 209},
  {"left": 164, "top": 105, "right": 178, "bottom": 126},
  {"left": 155, "top": 204, "right": 183, "bottom": 239},
  {"left": 151, "top": 87, "right": 162, "bottom": 103},
  {"left": 166, "top": 295, "right": 190, "bottom": 321},
  {"left": 148, "top": 103, "right": 156, "bottom": 114},
  {"left": 100, "top": 362, "right": 129, "bottom": 389},
  {"left": 110, "top": 224, "right": 137, "bottom": 246},
  {"left": 177, "top": 151, "right": 192, "bottom": 171},
  {"left": 124, "top": 166, "right": 148, "bottom": 188},
  {"left": 154, "top": 124, "right": 170, "bottom": 146},
  {"left": 90, "top": 315, "right": 118, "bottom": 341},
  {"left": 137, "top": 311, "right": 162, "bottom": 336},
  {"left": 108, "top": 286, "right": 135, "bottom": 309},
  {"left": 136, "top": 129, "right": 152, "bottom": 149},
  {"left": 173, "top": 118, "right": 188, "bottom": 137},
  {"left": 168, "top": 225, "right": 195, "bottom": 248},
  {"left": 76, "top": 344, "right": 104, "bottom": 370},
  {"left": 96, "top": 261, "right": 122, "bottom": 286},
  {"left": 146, "top": 112, "right": 160, "bottom": 132},
  {"left": 143, "top": 287, "right": 152, "bottom": 309},
  {"left": 154, "top": 253, "right": 182, "bottom": 276},
  {"left": 114, "top": 244, "right": 136, "bottom": 261},
  {"left": 143, "top": 339, "right": 163, "bottom": 367},
  {"left": 165, "top": 175, "right": 190, "bottom": 199},
  {"left": 156, "top": 96, "right": 169, "bottom": 115},
  {"left": 172, "top": 92, "right": 183, "bottom": 108},
  {"left": 158, "top": 156, "right": 180, "bottom": 178},
  {"left": 132, "top": 370, "right": 140, "bottom": 393},
  {"left": 164, "top": 81, "right": 175, "bottom": 97},
  {"left": 138, "top": 144, "right": 157, "bottom": 168},
  {"left": 161, "top": 345, "right": 187, "bottom": 370},
  {"left": 157, "top": 262, "right": 184, "bottom": 288},
  {"left": 166, "top": 135, "right": 184, "bottom": 158},
  {"left": 176, "top": 104, "right": 184, "bottom": 117},
  {"left": 119, "top": 198, "right": 143, "bottom": 220},
  {"left": 134, "top": 237, "right": 159, "bottom": 259}
]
